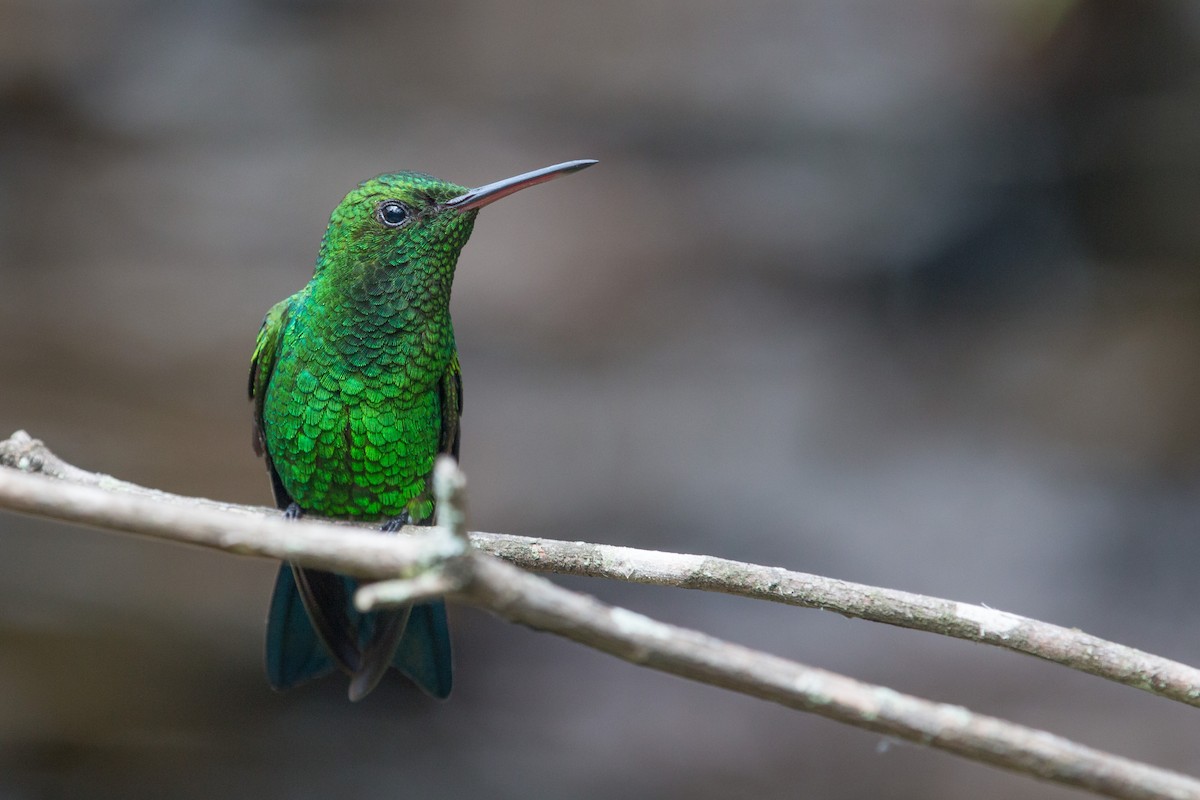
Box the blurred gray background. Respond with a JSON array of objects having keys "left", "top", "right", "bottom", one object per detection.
[{"left": 2, "top": 1, "right": 1199, "bottom": 798}]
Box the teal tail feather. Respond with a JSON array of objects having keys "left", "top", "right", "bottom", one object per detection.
[
  {"left": 390, "top": 599, "right": 452, "bottom": 698},
  {"left": 265, "top": 563, "right": 452, "bottom": 699},
  {"left": 265, "top": 564, "right": 336, "bottom": 688}
]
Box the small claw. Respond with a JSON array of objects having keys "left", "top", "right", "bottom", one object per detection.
[
  {"left": 283, "top": 502, "right": 304, "bottom": 520},
  {"left": 381, "top": 511, "right": 410, "bottom": 533}
]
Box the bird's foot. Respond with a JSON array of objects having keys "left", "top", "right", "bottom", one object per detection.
[
  {"left": 283, "top": 502, "right": 304, "bottom": 520},
  {"left": 381, "top": 511, "right": 410, "bottom": 533}
]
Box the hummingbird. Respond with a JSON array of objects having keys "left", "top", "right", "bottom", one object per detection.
[{"left": 249, "top": 159, "right": 597, "bottom": 701}]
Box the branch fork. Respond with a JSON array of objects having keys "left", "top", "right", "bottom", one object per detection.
[{"left": 2, "top": 430, "right": 1199, "bottom": 800}]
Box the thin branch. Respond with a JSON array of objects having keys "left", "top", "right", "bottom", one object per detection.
[
  {"left": 355, "top": 458, "right": 473, "bottom": 611},
  {"left": 355, "top": 569, "right": 460, "bottom": 610},
  {"left": 461, "top": 553, "right": 1200, "bottom": 800},
  {"left": 0, "top": 433, "right": 463, "bottom": 579},
  {"left": 469, "top": 532, "right": 1200, "bottom": 709},
  {"left": 3, "top": 430, "right": 1198, "bottom": 710},
  {"left": 1, "top": 432, "right": 1199, "bottom": 799}
]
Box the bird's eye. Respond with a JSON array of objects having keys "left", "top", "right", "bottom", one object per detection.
[{"left": 376, "top": 201, "right": 409, "bottom": 227}]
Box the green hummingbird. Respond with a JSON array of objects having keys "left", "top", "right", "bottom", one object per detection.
[{"left": 249, "top": 159, "right": 597, "bottom": 701}]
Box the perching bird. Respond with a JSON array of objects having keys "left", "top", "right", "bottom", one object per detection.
[{"left": 249, "top": 160, "right": 597, "bottom": 700}]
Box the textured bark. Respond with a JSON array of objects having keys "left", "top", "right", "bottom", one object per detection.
[{"left": 3, "top": 430, "right": 1200, "bottom": 799}]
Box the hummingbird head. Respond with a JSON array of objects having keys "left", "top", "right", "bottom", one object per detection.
[{"left": 314, "top": 160, "right": 598, "bottom": 281}]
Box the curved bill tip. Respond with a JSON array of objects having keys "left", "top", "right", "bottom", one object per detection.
[{"left": 444, "top": 159, "right": 598, "bottom": 212}]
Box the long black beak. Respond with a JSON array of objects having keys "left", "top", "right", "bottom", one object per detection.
[{"left": 443, "top": 159, "right": 598, "bottom": 212}]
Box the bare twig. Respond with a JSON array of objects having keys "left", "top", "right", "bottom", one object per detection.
[
  {"left": 1, "top": 434, "right": 1200, "bottom": 797},
  {"left": 460, "top": 552, "right": 1200, "bottom": 800},
  {"left": 3, "top": 439, "right": 1200, "bottom": 797},
  {"left": 433, "top": 455, "right": 470, "bottom": 543},
  {"left": 0, "top": 433, "right": 464, "bottom": 578},
  {"left": 2, "top": 429, "right": 1198, "bottom": 711},
  {"left": 355, "top": 457, "right": 473, "bottom": 612},
  {"left": 468, "top": 533, "right": 1200, "bottom": 708},
  {"left": 355, "top": 568, "right": 461, "bottom": 610}
]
